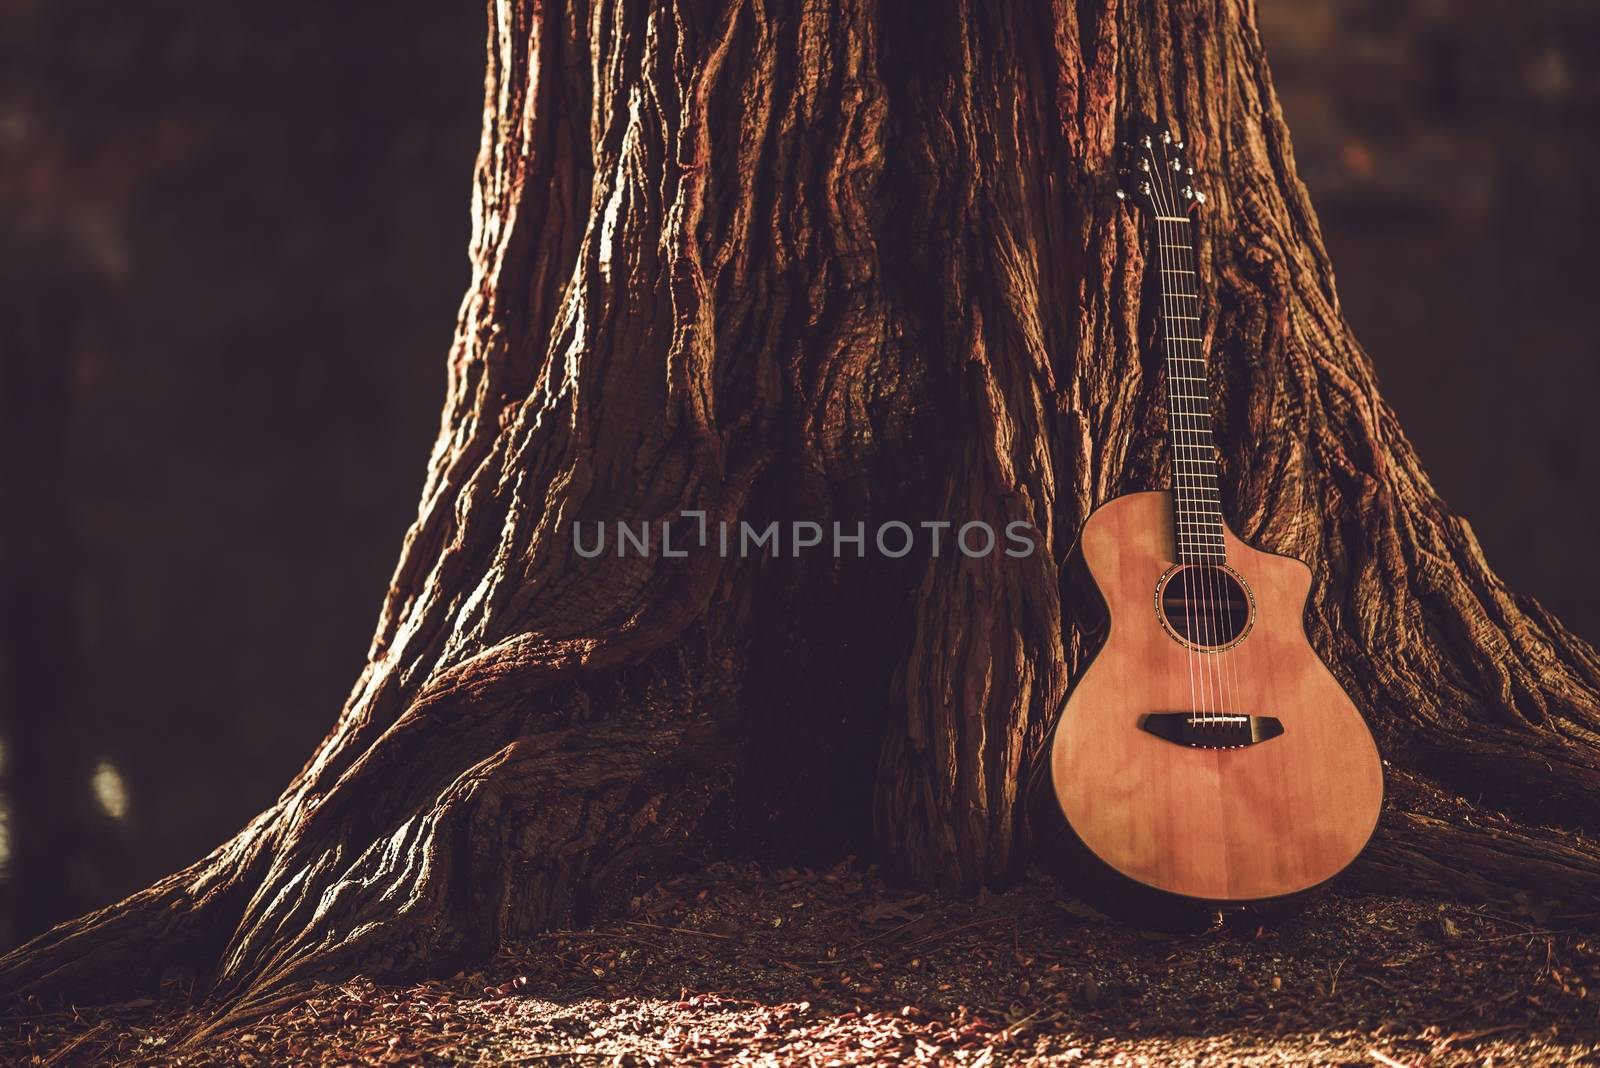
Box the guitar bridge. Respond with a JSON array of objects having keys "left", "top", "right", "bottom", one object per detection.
[{"left": 1140, "top": 713, "right": 1283, "bottom": 749}]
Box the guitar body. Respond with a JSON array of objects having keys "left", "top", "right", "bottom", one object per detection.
[{"left": 1050, "top": 490, "right": 1383, "bottom": 904}]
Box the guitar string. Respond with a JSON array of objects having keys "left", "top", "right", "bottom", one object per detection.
[
  {"left": 1151, "top": 151, "right": 1216, "bottom": 722},
  {"left": 1153, "top": 157, "right": 1214, "bottom": 724},
  {"left": 1175, "top": 148, "right": 1229, "bottom": 728},
  {"left": 1145, "top": 150, "right": 1203, "bottom": 725},
  {"left": 1155, "top": 136, "right": 1228, "bottom": 726},
  {"left": 1147, "top": 149, "right": 1204, "bottom": 726},
  {"left": 1160, "top": 135, "right": 1245, "bottom": 732}
]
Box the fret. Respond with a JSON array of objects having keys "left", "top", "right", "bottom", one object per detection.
[{"left": 1149, "top": 209, "right": 1224, "bottom": 563}]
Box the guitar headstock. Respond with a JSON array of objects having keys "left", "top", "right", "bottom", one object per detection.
[{"left": 1116, "top": 123, "right": 1205, "bottom": 218}]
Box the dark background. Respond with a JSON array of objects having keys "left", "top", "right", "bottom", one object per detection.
[{"left": 0, "top": 1, "right": 1594, "bottom": 949}]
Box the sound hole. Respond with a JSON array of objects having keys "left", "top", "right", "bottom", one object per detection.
[{"left": 1158, "top": 564, "right": 1252, "bottom": 650}]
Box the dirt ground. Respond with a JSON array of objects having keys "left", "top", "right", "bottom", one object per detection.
[{"left": 4, "top": 861, "right": 1596, "bottom": 1066}]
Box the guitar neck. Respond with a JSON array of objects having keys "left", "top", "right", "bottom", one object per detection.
[{"left": 1150, "top": 213, "right": 1225, "bottom": 564}]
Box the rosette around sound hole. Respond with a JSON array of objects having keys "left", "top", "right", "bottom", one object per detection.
[{"left": 1158, "top": 564, "right": 1253, "bottom": 650}]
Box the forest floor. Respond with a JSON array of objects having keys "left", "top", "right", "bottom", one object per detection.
[{"left": 3, "top": 861, "right": 1596, "bottom": 1066}]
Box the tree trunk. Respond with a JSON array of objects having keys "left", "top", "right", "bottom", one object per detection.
[{"left": 6, "top": 0, "right": 1600, "bottom": 1011}]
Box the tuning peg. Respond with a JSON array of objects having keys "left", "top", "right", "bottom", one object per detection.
[
  {"left": 1141, "top": 135, "right": 1153, "bottom": 148},
  {"left": 1174, "top": 140, "right": 1185, "bottom": 150},
  {"left": 1138, "top": 159, "right": 1150, "bottom": 172},
  {"left": 1185, "top": 166, "right": 1194, "bottom": 176},
  {"left": 1115, "top": 189, "right": 1127, "bottom": 201},
  {"left": 1160, "top": 130, "right": 1172, "bottom": 144},
  {"left": 1171, "top": 159, "right": 1183, "bottom": 171},
  {"left": 1139, "top": 181, "right": 1152, "bottom": 195},
  {"left": 1183, "top": 187, "right": 1194, "bottom": 199},
  {"left": 1194, "top": 191, "right": 1207, "bottom": 204}
]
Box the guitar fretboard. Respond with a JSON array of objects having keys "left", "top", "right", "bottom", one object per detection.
[{"left": 1152, "top": 215, "right": 1225, "bottom": 564}]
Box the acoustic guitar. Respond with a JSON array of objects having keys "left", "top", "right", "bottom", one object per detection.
[{"left": 1048, "top": 125, "right": 1383, "bottom": 906}]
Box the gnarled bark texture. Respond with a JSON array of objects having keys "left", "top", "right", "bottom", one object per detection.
[{"left": 5, "top": 0, "right": 1599, "bottom": 1013}]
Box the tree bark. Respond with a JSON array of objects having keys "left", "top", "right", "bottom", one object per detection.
[{"left": 5, "top": 0, "right": 1599, "bottom": 1011}]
